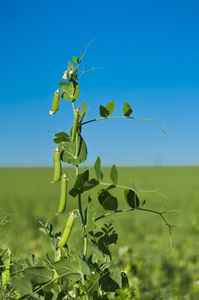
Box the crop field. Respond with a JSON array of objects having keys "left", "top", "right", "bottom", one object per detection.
[{"left": 1, "top": 166, "right": 199, "bottom": 299}]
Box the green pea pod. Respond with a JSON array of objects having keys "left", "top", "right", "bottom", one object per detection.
[
  {"left": 58, "top": 212, "right": 75, "bottom": 247},
  {"left": 51, "top": 147, "right": 61, "bottom": 183},
  {"left": 71, "top": 108, "right": 80, "bottom": 143},
  {"left": 49, "top": 89, "right": 60, "bottom": 115},
  {"left": 57, "top": 174, "right": 68, "bottom": 214},
  {"left": 121, "top": 271, "right": 129, "bottom": 288},
  {"left": 1, "top": 247, "right": 11, "bottom": 286}
]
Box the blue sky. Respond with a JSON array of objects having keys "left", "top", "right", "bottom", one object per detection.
[{"left": 1, "top": 0, "right": 199, "bottom": 166}]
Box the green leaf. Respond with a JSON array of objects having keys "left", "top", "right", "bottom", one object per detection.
[
  {"left": 79, "top": 258, "right": 91, "bottom": 276},
  {"left": 11, "top": 276, "right": 32, "bottom": 297},
  {"left": 99, "top": 105, "right": 109, "bottom": 118},
  {"left": 94, "top": 156, "right": 103, "bottom": 182},
  {"left": 69, "top": 169, "right": 89, "bottom": 197},
  {"left": 115, "top": 289, "right": 126, "bottom": 300},
  {"left": 100, "top": 268, "right": 121, "bottom": 292},
  {"left": 55, "top": 132, "right": 70, "bottom": 138},
  {"left": 123, "top": 102, "right": 133, "bottom": 117},
  {"left": 23, "top": 267, "right": 52, "bottom": 284},
  {"left": 110, "top": 165, "right": 118, "bottom": 185},
  {"left": 25, "top": 254, "right": 38, "bottom": 268},
  {"left": 57, "top": 81, "right": 69, "bottom": 87},
  {"left": 108, "top": 233, "right": 118, "bottom": 244},
  {"left": 106, "top": 184, "right": 116, "bottom": 191},
  {"left": 83, "top": 178, "right": 99, "bottom": 191},
  {"left": 84, "top": 200, "right": 96, "bottom": 236},
  {"left": 53, "top": 258, "right": 82, "bottom": 281},
  {"left": 124, "top": 189, "right": 140, "bottom": 208},
  {"left": 103, "top": 195, "right": 118, "bottom": 210},
  {"left": 61, "top": 82, "right": 80, "bottom": 101},
  {"left": 59, "top": 134, "right": 87, "bottom": 166},
  {"left": 97, "top": 189, "right": 118, "bottom": 210},
  {"left": 54, "top": 132, "right": 71, "bottom": 144},
  {"left": 73, "top": 56, "right": 79, "bottom": 64},
  {"left": 91, "top": 247, "right": 107, "bottom": 263},
  {"left": 80, "top": 101, "right": 88, "bottom": 123},
  {"left": 106, "top": 100, "right": 115, "bottom": 116},
  {"left": 97, "top": 189, "right": 110, "bottom": 206},
  {"left": 68, "top": 61, "right": 74, "bottom": 70}
]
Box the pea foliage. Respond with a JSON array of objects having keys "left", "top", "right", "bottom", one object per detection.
[{"left": 0, "top": 41, "right": 175, "bottom": 300}]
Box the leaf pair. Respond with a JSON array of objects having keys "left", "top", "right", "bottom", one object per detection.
[
  {"left": 99, "top": 100, "right": 115, "bottom": 118},
  {"left": 94, "top": 157, "right": 118, "bottom": 185},
  {"left": 98, "top": 189, "right": 118, "bottom": 211}
]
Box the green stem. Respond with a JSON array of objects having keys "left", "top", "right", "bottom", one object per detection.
[
  {"left": 81, "top": 115, "right": 167, "bottom": 135},
  {"left": 95, "top": 207, "right": 177, "bottom": 229},
  {"left": 72, "top": 100, "right": 75, "bottom": 112},
  {"left": 101, "top": 182, "right": 166, "bottom": 199},
  {"left": 75, "top": 167, "right": 88, "bottom": 260}
]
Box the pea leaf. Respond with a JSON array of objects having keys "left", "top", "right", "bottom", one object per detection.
[
  {"left": 80, "top": 101, "right": 88, "bottom": 123},
  {"left": 115, "top": 289, "right": 126, "bottom": 300},
  {"left": 23, "top": 267, "right": 52, "bottom": 284},
  {"left": 58, "top": 81, "right": 69, "bottom": 87},
  {"left": 84, "top": 200, "right": 96, "bottom": 236},
  {"left": 124, "top": 189, "right": 140, "bottom": 208},
  {"left": 70, "top": 170, "right": 99, "bottom": 197},
  {"left": 59, "top": 134, "right": 87, "bottom": 165},
  {"left": 53, "top": 258, "right": 82, "bottom": 281},
  {"left": 94, "top": 156, "right": 103, "bottom": 182},
  {"left": 83, "top": 179, "right": 99, "bottom": 191},
  {"left": 106, "top": 100, "right": 115, "bottom": 116},
  {"left": 106, "top": 184, "right": 116, "bottom": 191},
  {"left": 54, "top": 132, "right": 71, "bottom": 144},
  {"left": 68, "top": 61, "right": 74, "bottom": 70},
  {"left": 61, "top": 82, "right": 80, "bottom": 101},
  {"left": 103, "top": 195, "right": 118, "bottom": 210},
  {"left": 99, "top": 105, "right": 109, "bottom": 118},
  {"left": 69, "top": 169, "right": 89, "bottom": 197},
  {"left": 123, "top": 102, "right": 133, "bottom": 117},
  {"left": 11, "top": 277, "right": 32, "bottom": 297},
  {"left": 98, "top": 189, "right": 110, "bottom": 206},
  {"left": 73, "top": 56, "right": 79, "bottom": 64},
  {"left": 110, "top": 165, "right": 118, "bottom": 185},
  {"left": 97, "top": 189, "right": 118, "bottom": 210}
]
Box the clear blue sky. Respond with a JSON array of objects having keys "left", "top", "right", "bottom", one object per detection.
[{"left": 1, "top": 0, "right": 199, "bottom": 167}]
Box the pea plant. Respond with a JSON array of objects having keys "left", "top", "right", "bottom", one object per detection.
[{"left": 1, "top": 41, "right": 175, "bottom": 300}]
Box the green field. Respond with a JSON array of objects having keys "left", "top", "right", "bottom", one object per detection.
[{"left": 1, "top": 167, "right": 199, "bottom": 299}]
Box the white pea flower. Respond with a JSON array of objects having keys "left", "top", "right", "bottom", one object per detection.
[{"left": 62, "top": 70, "right": 68, "bottom": 79}]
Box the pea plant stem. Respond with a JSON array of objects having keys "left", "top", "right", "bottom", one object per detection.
[
  {"left": 81, "top": 115, "right": 167, "bottom": 135},
  {"left": 101, "top": 182, "right": 166, "bottom": 199},
  {"left": 75, "top": 165, "right": 88, "bottom": 261},
  {"left": 95, "top": 207, "right": 177, "bottom": 231}
]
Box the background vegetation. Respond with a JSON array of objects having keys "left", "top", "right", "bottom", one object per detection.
[{"left": 1, "top": 166, "right": 199, "bottom": 299}]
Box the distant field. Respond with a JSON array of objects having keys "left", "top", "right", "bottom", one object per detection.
[{"left": 1, "top": 167, "right": 199, "bottom": 299}]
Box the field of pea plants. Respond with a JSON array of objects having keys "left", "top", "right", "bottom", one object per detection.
[{"left": 1, "top": 166, "right": 199, "bottom": 299}]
